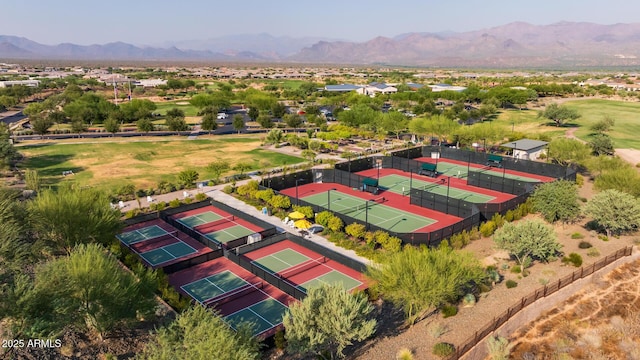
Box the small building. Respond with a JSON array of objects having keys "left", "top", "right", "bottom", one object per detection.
[
  {"left": 0, "top": 80, "right": 40, "bottom": 88},
  {"left": 356, "top": 82, "right": 397, "bottom": 96},
  {"left": 323, "top": 84, "right": 362, "bottom": 92},
  {"left": 501, "top": 139, "right": 548, "bottom": 160}
]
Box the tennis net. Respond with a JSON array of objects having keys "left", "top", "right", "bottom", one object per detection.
[
  {"left": 195, "top": 215, "right": 236, "bottom": 233},
  {"left": 341, "top": 197, "right": 386, "bottom": 215},
  {"left": 279, "top": 257, "right": 327, "bottom": 279},
  {"left": 204, "top": 281, "right": 263, "bottom": 307},
  {"left": 130, "top": 230, "right": 180, "bottom": 253}
]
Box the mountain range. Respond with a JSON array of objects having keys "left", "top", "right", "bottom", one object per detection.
[{"left": 2, "top": 22, "right": 640, "bottom": 67}]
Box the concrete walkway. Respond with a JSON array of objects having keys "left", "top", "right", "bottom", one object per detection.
[{"left": 121, "top": 178, "right": 373, "bottom": 267}]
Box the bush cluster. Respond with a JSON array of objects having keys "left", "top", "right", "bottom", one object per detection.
[
  {"left": 562, "top": 253, "right": 583, "bottom": 267},
  {"left": 505, "top": 280, "right": 518, "bottom": 288}
]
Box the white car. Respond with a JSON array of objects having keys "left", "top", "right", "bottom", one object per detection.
[{"left": 217, "top": 113, "right": 228, "bottom": 120}]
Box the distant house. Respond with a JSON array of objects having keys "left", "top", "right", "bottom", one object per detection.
[
  {"left": 0, "top": 80, "right": 40, "bottom": 88},
  {"left": 428, "top": 83, "right": 467, "bottom": 92},
  {"left": 356, "top": 82, "right": 397, "bottom": 96},
  {"left": 501, "top": 139, "right": 548, "bottom": 160},
  {"left": 323, "top": 84, "right": 362, "bottom": 92},
  {"left": 406, "top": 83, "right": 425, "bottom": 91},
  {"left": 134, "top": 79, "right": 167, "bottom": 87}
]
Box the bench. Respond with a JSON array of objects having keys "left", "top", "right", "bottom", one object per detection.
[
  {"left": 418, "top": 163, "right": 438, "bottom": 178},
  {"left": 486, "top": 154, "right": 503, "bottom": 168}
]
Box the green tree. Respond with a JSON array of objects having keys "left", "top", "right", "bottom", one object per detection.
[
  {"left": 301, "top": 149, "right": 317, "bottom": 163},
  {"left": 590, "top": 115, "right": 615, "bottom": 133},
  {"left": 22, "top": 244, "right": 157, "bottom": 339},
  {"left": 177, "top": 169, "right": 199, "bottom": 187},
  {"left": 232, "top": 114, "right": 245, "bottom": 134},
  {"left": 284, "top": 284, "right": 376, "bottom": 359},
  {"left": 233, "top": 161, "right": 252, "bottom": 175},
  {"left": 70, "top": 119, "right": 87, "bottom": 135},
  {"left": 165, "top": 108, "right": 188, "bottom": 132},
  {"left": 31, "top": 116, "right": 53, "bottom": 136},
  {"left": 271, "top": 102, "right": 286, "bottom": 118},
  {"left": 206, "top": 160, "right": 230, "bottom": 182},
  {"left": 103, "top": 116, "right": 120, "bottom": 136},
  {"left": 547, "top": 138, "right": 592, "bottom": 166},
  {"left": 367, "top": 243, "right": 485, "bottom": 324},
  {"left": 589, "top": 133, "right": 614, "bottom": 156},
  {"left": 257, "top": 114, "right": 273, "bottom": 129},
  {"left": 531, "top": 180, "right": 581, "bottom": 224},
  {"left": 284, "top": 113, "right": 303, "bottom": 130},
  {"left": 139, "top": 305, "right": 261, "bottom": 360},
  {"left": 0, "top": 131, "right": 18, "bottom": 169},
  {"left": 538, "top": 103, "right": 580, "bottom": 127},
  {"left": 379, "top": 111, "right": 409, "bottom": 139},
  {"left": 200, "top": 113, "right": 218, "bottom": 134},
  {"left": 119, "top": 99, "right": 157, "bottom": 122},
  {"left": 137, "top": 118, "right": 154, "bottom": 133},
  {"left": 247, "top": 106, "right": 259, "bottom": 121},
  {"left": 28, "top": 185, "right": 122, "bottom": 254},
  {"left": 493, "top": 219, "right": 561, "bottom": 268},
  {"left": 265, "top": 129, "right": 284, "bottom": 145},
  {"left": 269, "top": 194, "right": 291, "bottom": 210},
  {"left": 584, "top": 189, "right": 640, "bottom": 237}
]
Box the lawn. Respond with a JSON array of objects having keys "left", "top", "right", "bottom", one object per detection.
[
  {"left": 563, "top": 99, "right": 640, "bottom": 149},
  {"left": 153, "top": 101, "right": 200, "bottom": 117},
  {"left": 18, "top": 136, "right": 303, "bottom": 191}
]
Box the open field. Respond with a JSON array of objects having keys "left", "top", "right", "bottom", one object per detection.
[
  {"left": 153, "top": 101, "right": 200, "bottom": 116},
  {"left": 17, "top": 136, "right": 303, "bottom": 190},
  {"left": 493, "top": 109, "right": 566, "bottom": 139},
  {"left": 563, "top": 99, "right": 640, "bottom": 149}
]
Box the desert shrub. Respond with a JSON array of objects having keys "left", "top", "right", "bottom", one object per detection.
[
  {"left": 315, "top": 211, "right": 333, "bottom": 227},
  {"left": 450, "top": 230, "right": 471, "bottom": 249},
  {"left": 491, "top": 213, "right": 505, "bottom": 228},
  {"left": 505, "top": 280, "right": 518, "bottom": 288},
  {"left": 469, "top": 226, "right": 481, "bottom": 241},
  {"left": 486, "top": 268, "right": 501, "bottom": 284},
  {"left": 364, "top": 231, "right": 376, "bottom": 248},
  {"left": 428, "top": 322, "right": 449, "bottom": 339},
  {"left": 480, "top": 220, "right": 497, "bottom": 237},
  {"left": 598, "top": 234, "right": 609, "bottom": 242},
  {"left": 274, "top": 329, "right": 286, "bottom": 350},
  {"left": 124, "top": 209, "right": 139, "bottom": 219},
  {"left": 183, "top": 197, "right": 193, "bottom": 204},
  {"left": 169, "top": 199, "right": 181, "bottom": 208},
  {"left": 156, "top": 202, "right": 167, "bottom": 211},
  {"left": 510, "top": 265, "right": 521, "bottom": 274},
  {"left": 575, "top": 173, "right": 584, "bottom": 187},
  {"left": 487, "top": 335, "right": 512, "bottom": 360},
  {"left": 254, "top": 188, "right": 275, "bottom": 202},
  {"left": 194, "top": 193, "right": 207, "bottom": 201},
  {"left": 148, "top": 202, "right": 158, "bottom": 211},
  {"left": 382, "top": 236, "right": 402, "bottom": 253},
  {"left": 327, "top": 215, "right": 344, "bottom": 232},
  {"left": 345, "top": 223, "right": 367, "bottom": 239},
  {"left": 396, "top": 348, "right": 413, "bottom": 360},
  {"left": 587, "top": 247, "right": 600, "bottom": 257},
  {"left": 291, "top": 205, "right": 314, "bottom": 219},
  {"left": 578, "top": 241, "right": 592, "bottom": 249},
  {"left": 562, "top": 253, "right": 583, "bottom": 267},
  {"left": 504, "top": 209, "right": 515, "bottom": 222},
  {"left": 571, "top": 232, "right": 584, "bottom": 239},
  {"left": 441, "top": 304, "right": 458, "bottom": 318},
  {"left": 462, "top": 293, "right": 476, "bottom": 307},
  {"left": 432, "top": 342, "right": 455, "bottom": 358},
  {"left": 222, "top": 185, "right": 235, "bottom": 194},
  {"left": 268, "top": 195, "right": 291, "bottom": 210}
]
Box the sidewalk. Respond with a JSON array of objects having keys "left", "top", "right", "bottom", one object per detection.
[{"left": 122, "top": 179, "right": 373, "bottom": 267}]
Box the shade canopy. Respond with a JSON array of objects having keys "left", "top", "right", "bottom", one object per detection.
[
  {"left": 294, "top": 219, "right": 312, "bottom": 229},
  {"left": 288, "top": 211, "right": 306, "bottom": 220}
]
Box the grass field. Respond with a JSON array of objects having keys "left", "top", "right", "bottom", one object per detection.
[
  {"left": 18, "top": 136, "right": 303, "bottom": 190},
  {"left": 563, "top": 99, "right": 640, "bottom": 149},
  {"left": 493, "top": 109, "right": 566, "bottom": 139},
  {"left": 153, "top": 101, "right": 200, "bottom": 117}
]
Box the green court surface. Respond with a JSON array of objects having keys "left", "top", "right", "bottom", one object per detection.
[
  {"left": 300, "top": 270, "right": 362, "bottom": 293},
  {"left": 301, "top": 191, "right": 435, "bottom": 233},
  {"left": 177, "top": 211, "right": 225, "bottom": 228},
  {"left": 433, "top": 161, "right": 541, "bottom": 182},
  {"left": 117, "top": 225, "right": 168, "bottom": 245},
  {"left": 139, "top": 242, "right": 197, "bottom": 266},
  {"left": 180, "top": 270, "right": 250, "bottom": 304},
  {"left": 379, "top": 174, "right": 495, "bottom": 203},
  {"left": 252, "top": 248, "right": 311, "bottom": 274},
  {"left": 225, "top": 298, "right": 289, "bottom": 336},
  {"left": 205, "top": 224, "right": 257, "bottom": 244}
]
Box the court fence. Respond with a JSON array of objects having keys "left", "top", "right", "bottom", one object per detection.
[
  {"left": 446, "top": 246, "right": 633, "bottom": 360},
  {"left": 162, "top": 249, "right": 224, "bottom": 275},
  {"left": 261, "top": 170, "right": 313, "bottom": 192},
  {"left": 409, "top": 188, "right": 479, "bottom": 219},
  {"left": 161, "top": 200, "right": 278, "bottom": 250},
  {"left": 467, "top": 168, "right": 538, "bottom": 195},
  {"left": 224, "top": 233, "right": 367, "bottom": 300}
]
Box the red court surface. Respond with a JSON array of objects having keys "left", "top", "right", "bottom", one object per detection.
[
  {"left": 239, "top": 239, "right": 369, "bottom": 292},
  {"left": 280, "top": 182, "right": 463, "bottom": 233},
  {"left": 357, "top": 168, "right": 516, "bottom": 204},
  {"left": 121, "top": 219, "right": 213, "bottom": 269},
  {"left": 171, "top": 205, "right": 265, "bottom": 234},
  {"left": 415, "top": 157, "right": 556, "bottom": 183}
]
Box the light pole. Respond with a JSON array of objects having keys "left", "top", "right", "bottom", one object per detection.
[
  {"left": 295, "top": 179, "right": 304, "bottom": 206},
  {"left": 365, "top": 199, "right": 374, "bottom": 230},
  {"left": 327, "top": 188, "right": 336, "bottom": 211},
  {"left": 445, "top": 176, "right": 451, "bottom": 214},
  {"left": 409, "top": 169, "right": 413, "bottom": 190}
]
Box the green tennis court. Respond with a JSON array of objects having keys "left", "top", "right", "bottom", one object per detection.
[
  {"left": 139, "top": 242, "right": 197, "bottom": 266},
  {"left": 177, "top": 211, "right": 225, "bottom": 228},
  {"left": 433, "top": 160, "right": 541, "bottom": 182},
  {"left": 117, "top": 225, "right": 168, "bottom": 245},
  {"left": 379, "top": 174, "right": 495, "bottom": 203},
  {"left": 300, "top": 270, "right": 362, "bottom": 292},
  {"left": 252, "top": 248, "right": 312, "bottom": 274},
  {"left": 302, "top": 190, "right": 436, "bottom": 233},
  {"left": 225, "top": 298, "right": 289, "bottom": 336},
  {"left": 180, "top": 270, "right": 251, "bottom": 304},
  {"left": 204, "top": 224, "right": 257, "bottom": 244}
]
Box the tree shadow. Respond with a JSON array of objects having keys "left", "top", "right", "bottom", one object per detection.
[{"left": 345, "top": 300, "right": 407, "bottom": 358}]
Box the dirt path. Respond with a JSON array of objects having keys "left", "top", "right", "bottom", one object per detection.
[
  {"left": 564, "top": 127, "right": 586, "bottom": 144},
  {"left": 615, "top": 148, "right": 640, "bottom": 167}
]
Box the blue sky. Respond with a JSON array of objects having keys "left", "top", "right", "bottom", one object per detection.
[{"left": 3, "top": 0, "right": 640, "bottom": 45}]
